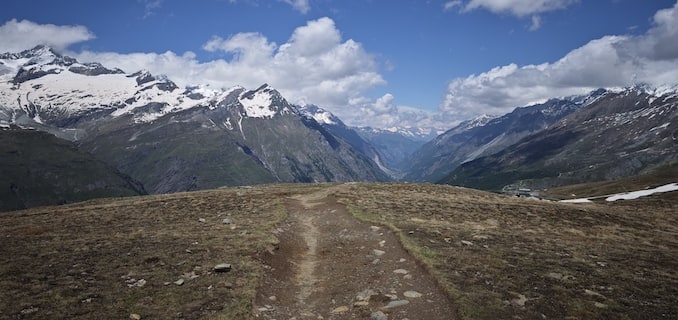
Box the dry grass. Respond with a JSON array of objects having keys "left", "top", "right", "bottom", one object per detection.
[
  {"left": 1, "top": 182, "right": 676, "bottom": 319},
  {"left": 335, "top": 183, "right": 678, "bottom": 319},
  {"left": 0, "top": 184, "right": 324, "bottom": 319}
]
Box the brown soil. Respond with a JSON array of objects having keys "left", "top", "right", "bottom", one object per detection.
[{"left": 254, "top": 185, "right": 458, "bottom": 319}]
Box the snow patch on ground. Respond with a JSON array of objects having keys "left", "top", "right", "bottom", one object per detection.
[{"left": 560, "top": 183, "right": 678, "bottom": 203}]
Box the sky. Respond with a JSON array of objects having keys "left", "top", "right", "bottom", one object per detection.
[{"left": 1, "top": 0, "right": 678, "bottom": 130}]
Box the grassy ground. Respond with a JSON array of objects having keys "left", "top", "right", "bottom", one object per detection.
[
  {"left": 0, "top": 184, "right": 324, "bottom": 319},
  {"left": 335, "top": 183, "right": 678, "bottom": 319},
  {"left": 1, "top": 182, "right": 676, "bottom": 319}
]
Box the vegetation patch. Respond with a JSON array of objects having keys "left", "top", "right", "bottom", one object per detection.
[
  {"left": 0, "top": 184, "right": 321, "bottom": 319},
  {"left": 336, "top": 182, "right": 678, "bottom": 319}
]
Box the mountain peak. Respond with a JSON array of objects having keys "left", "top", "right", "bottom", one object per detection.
[
  {"left": 238, "top": 84, "right": 291, "bottom": 118},
  {"left": 297, "top": 104, "right": 341, "bottom": 126}
]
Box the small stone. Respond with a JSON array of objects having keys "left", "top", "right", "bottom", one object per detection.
[
  {"left": 398, "top": 258, "right": 406, "bottom": 262},
  {"left": 330, "top": 306, "right": 349, "bottom": 314},
  {"left": 371, "top": 311, "right": 388, "bottom": 320},
  {"left": 373, "top": 249, "right": 385, "bottom": 256},
  {"left": 408, "top": 231, "right": 414, "bottom": 235},
  {"left": 354, "top": 301, "right": 369, "bottom": 307},
  {"left": 130, "top": 314, "right": 141, "bottom": 320},
  {"left": 174, "top": 278, "right": 184, "bottom": 286},
  {"left": 379, "top": 240, "right": 386, "bottom": 247},
  {"left": 594, "top": 302, "right": 607, "bottom": 308},
  {"left": 393, "top": 269, "right": 408, "bottom": 274},
  {"left": 370, "top": 226, "right": 381, "bottom": 232},
  {"left": 214, "top": 263, "right": 232, "bottom": 273},
  {"left": 356, "top": 289, "right": 377, "bottom": 301},
  {"left": 403, "top": 291, "right": 422, "bottom": 298},
  {"left": 222, "top": 218, "right": 233, "bottom": 224},
  {"left": 381, "top": 300, "right": 410, "bottom": 309},
  {"left": 198, "top": 218, "right": 206, "bottom": 223},
  {"left": 268, "top": 296, "right": 277, "bottom": 301},
  {"left": 372, "top": 258, "right": 381, "bottom": 265},
  {"left": 461, "top": 240, "right": 474, "bottom": 246}
]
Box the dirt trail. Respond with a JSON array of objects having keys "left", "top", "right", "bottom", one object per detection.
[{"left": 254, "top": 185, "right": 458, "bottom": 319}]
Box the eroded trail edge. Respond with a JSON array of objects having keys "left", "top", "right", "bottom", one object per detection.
[{"left": 255, "top": 185, "right": 457, "bottom": 319}]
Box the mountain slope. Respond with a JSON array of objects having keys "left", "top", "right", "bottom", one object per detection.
[
  {"left": 0, "top": 46, "right": 389, "bottom": 195},
  {"left": 0, "top": 125, "right": 145, "bottom": 211},
  {"left": 441, "top": 87, "right": 678, "bottom": 190},
  {"left": 404, "top": 90, "right": 608, "bottom": 182}
]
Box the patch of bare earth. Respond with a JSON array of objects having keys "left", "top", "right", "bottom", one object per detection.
[{"left": 255, "top": 185, "right": 458, "bottom": 319}]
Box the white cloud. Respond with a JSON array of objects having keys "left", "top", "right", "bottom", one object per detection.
[
  {"left": 281, "top": 0, "right": 310, "bottom": 14},
  {"left": 440, "top": 1, "right": 678, "bottom": 120},
  {"left": 140, "top": 0, "right": 164, "bottom": 18},
  {"left": 0, "top": 19, "right": 94, "bottom": 53},
  {"left": 72, "top": 17, "right": 391, "bottom": 125},
  {"left": 449, "top": 0, "right": 578, "bottom": 30},
  {"left": 462, "top": 0, "right": 578, "bottom": 17},
  {"left": 443, "top": 1, "right": 462, "bottom": 12},
  {"left": 529, "top": 15, "right": 541, "bottom": 31}
]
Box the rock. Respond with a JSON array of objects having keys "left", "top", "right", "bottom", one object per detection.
[
  {"left": 461, "top": 240, "right": 474, "bottom": 246},
  {"left": 198, "top": 218, "right": 206, "bottom": 223},
  {"left": 222, "top": 218, "right": 233, "bottom": 224},
  {"left": 356, "top": 289, "right": 378, "bottom": 301},
  {"left": 174, "top": 278, "right": 184, "bottom": 286},
  {"left": 373, "top": 249, "right": 385, "bottom": 256},
  {"left": 381, "top": 300, "right": 410, "bottom": 309},
  {"left": 353, "top": 301, "right": 369, "bottom": 307},
  {"left": 408, "top": 231, "right": 414, "bottom": 235},
  {"left": 330, "top": 306, "right": 349, "bottom": 314},
  {"left": 268, "top": 295, "right": 277, "bottom": 301},
  {"left": 403, "top": 274, "right": 413, "bottom": 280},
  {"left": 403, "top": 291, "right": 422, "bottom": 298},
  {"left": 379, "top": 240, "right": 386, "bottom": 247},
  {"left": 370, "top": 226, "right": 381, "bottom": 232},
  {"left": 214, "top": 263, "right": 232, "bottom": 273},
  {"left": 594, "top": 302, "right": 607, "bottom": 308},
  {"left": 393, "top": 269, "right": 408, "bottom": 274},
  {"left": 130, "top": 314, "right": 141, "bottom": 320},
  {"left": 371, "top": 311, "right": 388, "bottom": 320}
]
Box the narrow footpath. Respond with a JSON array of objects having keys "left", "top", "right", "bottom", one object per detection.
[{"left": 254, "top": 185, "right": 458, "bottom": 319}]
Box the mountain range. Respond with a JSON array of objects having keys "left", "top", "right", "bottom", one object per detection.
[{"left": 1, "top": 45, "right": 676, "bottom": 210}]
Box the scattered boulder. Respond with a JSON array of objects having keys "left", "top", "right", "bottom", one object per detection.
[
  {"left": 130, "top": 314, "right": 141, "bottom": 320},
  {"left": 381, "top": 299, "right": 409, "bottom": 309},
  {"left": 174, "top": 278, "right": 185, "bottom": 286},
  {"left": 403, "top": 291, "right": 422, "bottom": 298},
  {"left": 222, "top": 218, "right": 233, "bottom": 225},
  {"left": 373, "top": 249, "right": 385, "bottom": 256},
  {"left": 330, "top": 306, "right": 349, "bottom": 314},
  {"left": 371, "top": 311, "right": 388, "bottom": 320},
  {"left": 214, "top": 263, "right": 232, "bottom": 273}
]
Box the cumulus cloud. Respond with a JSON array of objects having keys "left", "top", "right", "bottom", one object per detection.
[
  {"left": 0, "top": 19, "right": 95, "bottom": 53},
  {"left": 74, "top": 17, "right": 388, "bottom": 124},
  {"left": 440, "top": 1, "right": 678, "bottom": 120}
]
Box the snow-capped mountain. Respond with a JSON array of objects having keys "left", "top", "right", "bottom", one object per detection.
[
  {"left": 404, "top": 89, "right": 609, "bottom": 182},
  {"left": 441, "top": 86, "right": 678, "bottom": 190},
  {"left": 0, "top": 46, "right": 389, "bottom": 201}
]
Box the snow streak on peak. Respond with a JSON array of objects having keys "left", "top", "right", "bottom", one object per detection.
[
  {"left": 238, "top": 84, "right": 288, "bottom": 118},
  {"left": 296, "top": 104, "right": 340, "bottom": 125}
]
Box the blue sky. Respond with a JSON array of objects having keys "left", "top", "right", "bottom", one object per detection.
[{"left": 2, "top": 0, "right": 678, "bottom": 130}]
